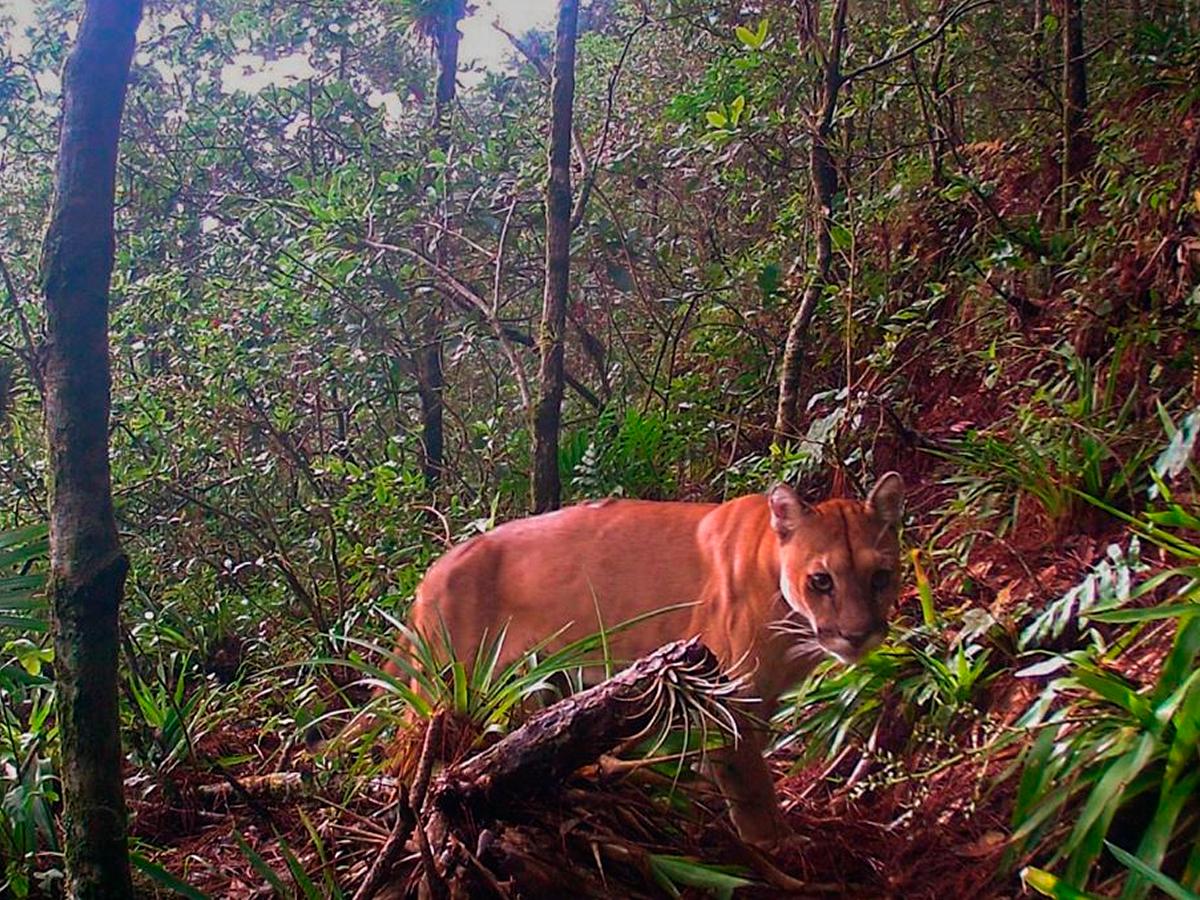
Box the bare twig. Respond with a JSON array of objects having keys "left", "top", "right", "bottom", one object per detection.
[
  {"left": 570, "top": 15, "right": 650, "bottom": 231},
  {"left": 414, "top": 712, "right": 449, "bottom": 900},
  {"left": 842, "top": 0, "right": 995, "bottom": 84},
  {"left": 1169, "top": 105, "right": 1200, "bottom": 229},
  {"left": 0, "top": 252, "right": 44, "bottom": 395},
  {"left": 367, "top": 239, "right": 601, "bottom": 410},
  {"left": 965, "top": 258, "right": 1043, "bottom": 318},
  {"left": 351, "top": 784, "right": 416, "bottom": 900}
]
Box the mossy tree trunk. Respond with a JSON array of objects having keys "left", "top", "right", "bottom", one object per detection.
[
  {"left": 40, "top": 0, "right": 141, "bottom": 896},
  {"left": 532, "top": 0, "right": 579, "bottom": 513}
]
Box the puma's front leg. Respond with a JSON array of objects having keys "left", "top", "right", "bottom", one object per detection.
[{"left": 709, "top": 711, "right": 790, "bottom": 846}]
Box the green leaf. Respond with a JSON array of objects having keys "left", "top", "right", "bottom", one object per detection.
[
  {"left": 1013, "top": 724, "right": 1059, "bottom": 827},
  {"left": 1071, "top": 668, "right": 1152, "bottom": 725},
  {"left": 451, "top": 659, "right": 468, "bottom": 713},
  {"left": 1118, "top": 769, "right": 1200, "bottom": 900},
  {"left": 756, "top": 263, "right": 781, "bottom": 298},
  {"left": 1063, "top": 732, "right": 1159, "bottom": 883},
  {"left": 1165, "top": 673, "right": 1200, "bottom": 785},
  {"left": 648, "top": 855, "right": 754, "bottom": 900},
  {"left": 5, "top": 639, "right": 52, "bottom": 676},
  {"left": 705, "top": 110, "right": 728, "bottom": 128},
  {"left": 278, "top": 840, "right": 325, "bottom": 900},
  {"left": 830, "top": 223, "right": 853, "bottom": 252},
  {"left": 1090, "top": 603, "right": 1200, "bottom": 623},
  {"left": 0, "top": 542, "right": 48, "bottom": 569},
  {"left": 0, "top": 524, "right": 48, "bottom": 553},
  {"left": 606, "top": 261, "right": 634, "bottom": 292},
  {"left": 1022, "top": 867, "right": 1103, "bottom": 899},
  {"left": 131, "top": 851, "right": 211, "bottom": 900},
  {"left": 1154, "top": 614, "right": 1200, "bottom": 702},
  {"left": 734, "top": 25, "right": 760, "bottom": 49},
  {"left": 0, "top": 576, "right": 46, "bottom": 601},
  {"left": 1108, "top": 840, "right": 1200, "bottom": 900},
  {"left": 0, "top": 615, "right": 47, "bottom": 632},
  {"left": 729, "top": 95, "right": 745, "bottom": 127},
  {"left": 234, "top": 832, "right": 290, "bottom": 897}
]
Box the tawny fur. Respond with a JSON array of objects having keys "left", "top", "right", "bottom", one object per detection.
[{"left": 402, "top": 475, "right": 905, "bottom": 845}]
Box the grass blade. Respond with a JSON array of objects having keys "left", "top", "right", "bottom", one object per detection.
[
  {"left": 1022, "top": 867, "right": 1103, "bottom": 899},
  {"left": 130, "top": 851, "right": 211, "bottom": 900},
  {"left": 1107, "top": 840, "right": 1199, "bottom": 900},
  {"left": 234, "top": 831, "right": 290, "bottom": 897}
]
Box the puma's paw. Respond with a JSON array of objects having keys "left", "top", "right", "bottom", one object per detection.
[{"left": 731, "top": 809, "right": 794, "bottom": 849}]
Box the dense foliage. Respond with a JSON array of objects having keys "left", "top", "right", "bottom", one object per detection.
[{"left": 1, "top": 0, "right": 1200, "bottom": 895}]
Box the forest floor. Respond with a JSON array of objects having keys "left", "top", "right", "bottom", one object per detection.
[
  {"left": 127, "top": 101, "right": 1198, "bottom": 900},
  {"left": 127, "top": 336, "right": 1182, "bottom": 899}
]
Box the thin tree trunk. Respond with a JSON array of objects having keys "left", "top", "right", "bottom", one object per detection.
[
  {"left": 532, "top": 0, "right": 579, "bottom": 513},
  {"left": 774, "top": 0, "right": 848, "bottom": 442},
  {"left": 1061, "top": 0, "right": 1088, "bottom": 219},
  {"left": 1033, "top": 0, "right": 1048, "bottom": 84},
  {"left": 417, "top": 328, "right": 444, "bottom": 491},
  {"left": 417, "top": 3, "right": 465, "bottom": 493},
  {"left": 40, "top": 0, "right": 141, "bottom": 896}
]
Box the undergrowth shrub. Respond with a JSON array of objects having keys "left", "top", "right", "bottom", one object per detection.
[
  {"left": 944, "top": 344, "right": 1170, "bottom": 536},
  {"left": 0, "top": 525, "right": 56, "bottom": 898},
  {"left": 564, "top": 406, "right": 685, "bottom": 499},
  {"left": 1012, "top": 424, "right": 1200, "bottom": 896}
]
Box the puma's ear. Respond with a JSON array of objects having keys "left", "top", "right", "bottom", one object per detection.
[
  {"left": 768, "top": 482, "right": 807, "bottom": 538},
  {"left": 866, "top": 471, "right": 905, "bottom": 527}
]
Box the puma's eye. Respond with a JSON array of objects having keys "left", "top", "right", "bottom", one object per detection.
[
  {"left": 871, "top": 569, "right": 892, "bottom": 591},
  {"left": 808, "top": 572, "right": 833, "bottom": 593}
]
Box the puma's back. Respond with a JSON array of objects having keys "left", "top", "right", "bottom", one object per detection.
[
  {"left": 409, "top": 474, "right": 904, "bottom": 690},
  {"left": 411, "top": 498, "right": 717, "bottom": 672}
]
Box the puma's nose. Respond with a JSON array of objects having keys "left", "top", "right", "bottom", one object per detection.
[{"left": 840, "top": 629, "right": 875, "bottom": 648}]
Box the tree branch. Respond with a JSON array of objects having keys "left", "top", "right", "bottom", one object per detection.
[
  {"left": 0, "top": 253, "right": 44, "bottom": 395},
  {"left": 842, "top": 0, "right": 995, "bottom": 84},
  {"left": 570, "top": 15, "right": 650, "bottom": 231},
  {"left": 367, "top": 240, "right": 601, "bottom": 411}
]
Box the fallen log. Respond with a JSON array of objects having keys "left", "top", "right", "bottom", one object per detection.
[
  {"left": 395, "top": 638, "right": 744, "bottom": 897},
  {"left": 426, "top": 637, "right": 735, "bottom": 824}
]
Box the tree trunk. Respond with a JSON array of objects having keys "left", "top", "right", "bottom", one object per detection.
[
  {"left": 774, "top": 0, "right": 848, "bottom": 442},
  {"left": 39, "top": 0, "right": 141, "bottom": 896},
  {"left": 532, "top": 0, "right": 579, "bottom": 513},
  {"left": 1033, "top": 0, "right": 1048, "bottom": 84},
  {"left": 416, "top": 351, "right": 443, "bottom": 490},
  {"left": 417, "top": 2, "right": 465, "bottom": 493},
  {"left": 1061, "top": 0, "right": 1088, "bottom": 218}
]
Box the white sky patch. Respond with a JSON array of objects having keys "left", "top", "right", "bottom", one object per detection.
[
  {"left": 1, "top": 0, "right": 558, "bottom": 100},
  {"left": 33, "top": 67, "right": 59, "bottom": 95},
  {"left": 460, "top": 0, "right": 557, "bottom": 78},
  {"left": 0, "top": 0, "right": 36, "bottom": 56},
  {"left": 366, "top": 89, "right": 407, "bottom": 128},
  {"left": 220, "top": 51, "right": 318, "bottom": 95}
]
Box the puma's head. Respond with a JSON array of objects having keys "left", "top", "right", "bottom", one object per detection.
[{"left": 767, "top": 473, "right": 905, "bottom": 664}]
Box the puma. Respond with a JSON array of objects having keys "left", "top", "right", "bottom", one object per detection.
[{"left": 404, "top": 473, "right": 905, "bottom": 844}]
